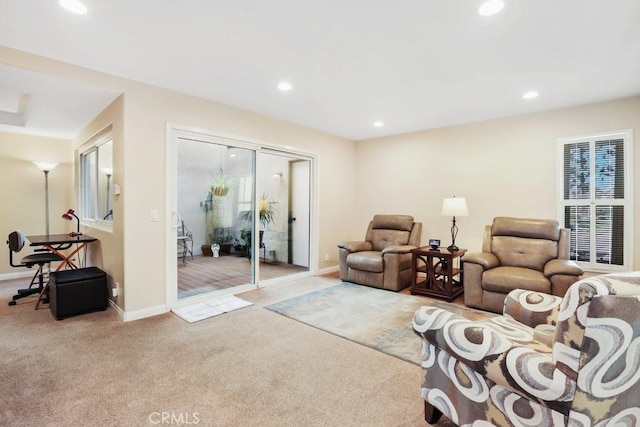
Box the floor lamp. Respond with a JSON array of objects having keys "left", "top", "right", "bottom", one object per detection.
[
  {"left": 100, "top": 167, "right": 112, "bottom": 219},
  {"left": 33, "top": 162, "right": 59, "bottom": 236}
]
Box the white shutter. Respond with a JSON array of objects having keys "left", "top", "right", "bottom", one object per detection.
[{"left": 558, "top": 131, "right": 633, "bottom": 271}]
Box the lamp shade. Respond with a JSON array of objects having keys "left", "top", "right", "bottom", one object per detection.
[
  {"left": 62, "top": 208, "right": 76, "bottom": 220},
  {"left": 441, "top": 197, "right": 469, "bottom": 217},
  {"left": 33, "top": 161, "right": 59, "bottom": 172}
]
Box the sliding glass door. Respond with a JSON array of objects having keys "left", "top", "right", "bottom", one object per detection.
[
  {"left": 257, "top": 152, "right": 310, "bottom": 283},
  {"left": 176, "top": 139, "right": 255, "bottom": 299},
  {"left": 169, "top": 128, "right": 313, "bottom": 304}
]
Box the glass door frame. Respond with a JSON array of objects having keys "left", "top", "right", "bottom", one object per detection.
[{"left": 165, "top": 124, "right": 318, "bottom": 309}]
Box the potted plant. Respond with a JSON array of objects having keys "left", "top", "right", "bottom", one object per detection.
[
  {"left": 211, "top": 169, "right": 232, "bottom": 197},
  {"left": 216, "top": 234, "right": 234, "bottom": 254},
  {"left": 239, "top": 195, "right": 276, "bottom": 257},
  {"left": 232, "top": 238, "right": 244, "bottom": 254},
  {"left": 239, "top": 228, "right": 251, "bottom": 256},
  {"left": 239, "top": 193, "right": 277, "bottom": 228}
]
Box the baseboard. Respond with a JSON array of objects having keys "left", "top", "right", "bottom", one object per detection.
[
  {"left": 43, "top": 264, "right": 340, "bottom": 323},
  {"left": 106, "top": 300, "right": 169, "bottom": 322},
  {"left": 122, "top": 304, "right": 169, "bottom": 322},
  {"left": 316, "top": 265, "right": 339, "bottom": 276},
  {"left": 108, "top": 299, "right": 125, "bottom": 320},
  {"left": 0, "top": 271, "right": 35, "bottom": 281}
]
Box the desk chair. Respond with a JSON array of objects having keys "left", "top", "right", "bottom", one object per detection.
[{"left": 6, "top": 230, "right": 64, "bottom": 306}]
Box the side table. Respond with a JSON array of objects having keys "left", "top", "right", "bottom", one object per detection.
[{"left": 410, "top": 247, "right": 466, "bottom": 301}]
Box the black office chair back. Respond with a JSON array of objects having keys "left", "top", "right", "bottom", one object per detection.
[
  {"left": 8, "top": 230, "right": 25, "bottom": 251},
  {"left": 7, "top": 230, "right": 64, "bottom": 306},
  {"left": 7, "top": 230, "right": 27, "bottom": 267}
]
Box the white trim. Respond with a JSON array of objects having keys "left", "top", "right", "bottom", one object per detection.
[
  {"left": 165, "top": 122, "right": 178, "bottom": 308},
  {"left": 75, "top": 123, "right": 113, "bottom": 151},
  {"left": 256, "top": 270, "right": 312, "bottom": 288},
  {"left": 167, "top": 123, "right": 314, "bottom": 158},
  {"left": 108, "top": 299, "right": 124, "bottom": 320},
  {"left": 0, "top": 270, "right": 35, "bottom": 281},
  {"left": 170, "top": 283, "right": 259, "bottom": 308},
  {"left": 76, "top": 123, "right": 114, "bottom": 228},
  {"left": 316, "top": 265, "right": 340, "bottom": 276},
  {"left": 122, "top": 304, "right": 169, "bottom": 322}
]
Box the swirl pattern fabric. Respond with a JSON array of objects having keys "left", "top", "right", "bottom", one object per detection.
[{"left": 413, "top": 272, "right": 640, "bottom": 426}]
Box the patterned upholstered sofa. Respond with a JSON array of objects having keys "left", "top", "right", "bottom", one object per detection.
[{"left": 412, "top": 272, "right": 640, "bottom": 426}]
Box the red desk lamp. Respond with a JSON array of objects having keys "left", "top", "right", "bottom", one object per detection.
[{"left": 62, "top": 209, "right": 82, "bottom": 237}]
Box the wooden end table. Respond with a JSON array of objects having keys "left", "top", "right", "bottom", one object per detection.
[{"left": 410, "top": 247, "right": 466, "bottom": 301}]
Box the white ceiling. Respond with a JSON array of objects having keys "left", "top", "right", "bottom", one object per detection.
[
  {"left": 1, "top": 0, "right": 639, "bottom": 141},
  {"left": 0, "top": 63, "right": 121, "bottom": 139}
]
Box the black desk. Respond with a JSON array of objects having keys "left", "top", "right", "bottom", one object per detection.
[
  {"left": 27, "top": 234, "right": 97, "bottom": 271},
  {"left": 26, "top": 234, "right": 98, "bottom": 309}
]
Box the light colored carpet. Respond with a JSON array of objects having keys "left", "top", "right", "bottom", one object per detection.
[
  {"left": 0, "top": 275, "right": 455, "bottom": 426},
  {"left": 265, "top": 282, "right": 436, "bottom": 365}
]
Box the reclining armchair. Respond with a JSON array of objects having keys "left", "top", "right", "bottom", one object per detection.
[
  {"left": 464, "top": 217, "right": 583, "bottom": 313},
  {"left": 413, "top": 272, "right": 640, "bottom": 426},
  {"left": 338, "top": 214, "right": 421, "bottom": 291}
]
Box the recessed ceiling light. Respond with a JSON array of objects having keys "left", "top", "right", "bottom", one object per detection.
[
  {"left": 478, "top": 0, "right": 504, "bottom": 16},
  {"left": 373, "top": 121, "right": 384, "bottom": 127},
  {"left": 59, "top": 0, "right": 87, "bottom": 14},
  {"left": 522, "top": 90, "right": 539, "bottom": 100},
  {"left": 277, "top": 82, "right": 292, "bottom": 91}
]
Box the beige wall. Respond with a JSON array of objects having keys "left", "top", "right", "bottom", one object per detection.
[
  {"left": 121, "top": 86, "right": 356, "bottom": 311},
  {"left": 357, "top": 96, "right": 640, "bottom": 270},
  {"left": 1, "top": 45, "right": 358, "bottom": 316},
  {"left": 71, "top": 95, "right": 125, "bottom": 308},
  {"left": 3, "top": 43, "right": 638, "bottom": 317},
  {"left": 0, "top": 131, "right": 73, "bottom": 274}
]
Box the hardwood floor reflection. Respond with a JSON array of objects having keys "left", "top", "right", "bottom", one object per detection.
[{"left": 177, "top": 254, "right": 307, "bottom": 298}]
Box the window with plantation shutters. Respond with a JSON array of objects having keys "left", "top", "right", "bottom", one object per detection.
[{"left": 558, "top": 130, "right": 633, "bottom": 272}]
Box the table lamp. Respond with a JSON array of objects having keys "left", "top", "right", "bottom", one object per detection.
[
  {"left": 441, "top": 196, "right": 468, "bottom": 252},
  {"left": 62, "top": 208, "right": 82, "bottom": 236}
]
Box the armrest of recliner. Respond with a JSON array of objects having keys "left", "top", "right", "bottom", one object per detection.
[
  {"left": 462, "top": 252, "right": 499, "bottom": 270},
  {"left": 543, "top": 259, "right": 583, "bottom": 278},
  {"left": 337, "top": 241, "right": 372, "bottom": 253},
  {"left": 503, "top": 289, "right": 562, "bottom": 332},
  {"left": 413, "top": 306, "right": 575, "bottom": 405},
  {"left": 381, "top": 244, "right": 416, "bottom": 255}
]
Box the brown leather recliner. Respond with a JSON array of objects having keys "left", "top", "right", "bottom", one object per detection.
[
  {"left": 463, "top": 216, "right": 583, "bottom": 313},
  {"left": 338, "top": 215, "right": 422, "bottom": 291}
]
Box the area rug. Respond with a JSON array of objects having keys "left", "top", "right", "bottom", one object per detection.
[{"left": 265, "top": 282, "right": 440, "bottom": 365}]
